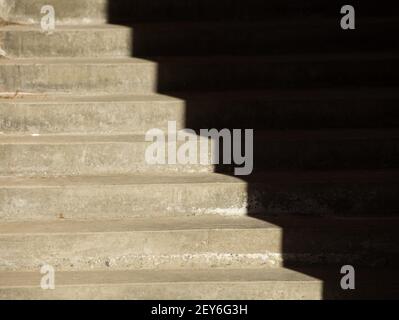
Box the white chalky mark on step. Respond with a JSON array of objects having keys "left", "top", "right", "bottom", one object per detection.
[{"left": 0, "top": 48, "right": 6, "bottom": 57}]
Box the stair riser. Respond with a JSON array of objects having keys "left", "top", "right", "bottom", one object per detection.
[
  {"left": 1, "top": 0, "right": 108, "bottom": 25},
  {"left": 0, "top": 136, "right": 398, "bottom": 176},
  {"left": 1, "top": 181, "right": 398, "bottom": 220},
  {"left": 0, "top": 282, "right": 323, "bottom": 300},
  {"left": 0, "top": 0, "right": 348, "bottom": 25},
  {"left": 0, "top": 27, "right": 132, "bottom": 58},
  {"left": 3, "top": 0, "right": 395, "bottom": 25},
  {"left": 0, "top": 99, "right": 187, "bottom": 135},
  {"left": 1, "top": 97, "right": 398, "bottom": 135},
  {"left": 0, "top": 62, "right": 157, "bottom": 94},
  {"left": 2, "top": 22, "right": 397, "bottom": 58},
  {"left": 3, "top": 270, "right": 398, "bottom": 300},
  {"left": 0, "top": 141, "right": 214, "bottom": 176},
  {"left": 1, "top": 0, "right": 397, "bottom": 301},
  {"left": 1, "top": 227, "right": 397, "bottom": 271},
  {"left": 2, "top": 58, "right": 398, "bottom": 94}
]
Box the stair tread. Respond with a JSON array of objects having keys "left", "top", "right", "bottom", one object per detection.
[
  {"left": 2, "top": 52, "right": 398, "bottom": 64},
  {"left": 2, "top": 170, "right": 399, "bottom": 187},
  {"left": 3, "top": 17, "right": 397, "bottom": 31},
  {"left": 2, "top": 267, "right": 399, "bottom": 288},
  {"left": 1, "top": 215, "right": 398, "bottom": 235},
  {"left": 0, "top": 215, "right": 278, "bottom": 234},
  {"left": 0, "top": 92, "right": 178, "bottom": 102},
  {"left": 0, "top": 268, "right": 323, "bottom": 287},
  {"left": 1, "top": 129, "right": 399, "bottom": 144},
  {"left": 1, "top": 24, "right": 131, "bottom": 31},
  {"left": 2, "top": 267, "right": 398, "bottom": 299},
  {"left": 0, "top": 57, "right": 152, "bottom": 64},
  {"left": 2, "top": 87, "right": 399, "bottom": 103},
  {"left": 0, "top": 134, "right": 150, "bottom": 144},
  {"left": 2, "top": 0, "right": 398, "bottom": 300}
]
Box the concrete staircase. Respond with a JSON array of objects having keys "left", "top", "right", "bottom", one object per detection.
[{"left": 1, "top": 0, "right": 399, "bottom": 299}]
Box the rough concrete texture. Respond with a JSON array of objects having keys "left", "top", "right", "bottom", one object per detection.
[
  {"left": 2, "top": 19, "right": 399, "bottom": 58},
  {"left": 2, "top": 0, "right": 398, "bottom": 300},
  {"left": 0, "top": 0, "right": 108, "bottom": 25},
  {"left": 2, "top": 267, "right": 399, "bottom": 300},
  {"left": 1, "top": 216, "right": 398, "bottom": 271},
  {"left": 1, "top": 54, "right": 399, "bottom": 94},
  {"left": 0, "top": 58, "right": 157, "bottom": 94},
  {"left": 2, "top": 0, "right": 395, "bottom": 24},
  {"left": 1, "top": 89, "right": 399, "bottom": 135},
  {"left": 0, "top": 134, "right": 214, "bottom": 176},
  {"left": 0, "top": 268, "right": 324, "bottom": 300},
  {"left": 0, "top": 130, "right": 397, "bottom": 176},
  {"left": 0, "top": 25, "right": 133, "bottom": 58},
  {"left": 1, "top": 172, "right": 398, "bottom": 221},
  {"left": 0, "top": 94, "right": 186, "bottom": 135}
]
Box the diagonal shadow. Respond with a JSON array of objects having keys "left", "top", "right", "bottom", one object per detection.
[{"left": 107, "top": 0, "right": 399, "bottom": 299}]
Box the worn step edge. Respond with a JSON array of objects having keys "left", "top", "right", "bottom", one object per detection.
[
  {"left": 0, "top": 133, "right": 216, "bottom": 175},
  {"left": 1, "top": 215, "right": 398, "bottom": 271},
  {"left": 1, "top": 54, "right": 398, "bottom": 94},
  {"left": 2, "top": 52, "right": 398, "bottom": 64},
  {"left": 2, "top": 88, "right": 399, "bottom": 103},
  {"left": 2, "top": 129, "right": 399, "bottom": 144},
  {"left": 2, "top": 18, "right": 398, "bottom": 58},
  {"left": 3, "top": 215, "right": 399, "bottom": 234},
  {"left": 1, "top": 89, "right": 399, "bottom": 134},
  {"left": 0, "top": 268, "right": 324, "bottom": 300},
  {"left": 1, "top": 129, "right": 398, "bottom": 175},
  {"left": 1, "top": 171, "right": 398, "bottom": 219},
  {"left": 1, "top": 267, "right": 398, "bottom": 299},
  {"left": 2, "top": 170, "right": 399, "bottom": 187}
]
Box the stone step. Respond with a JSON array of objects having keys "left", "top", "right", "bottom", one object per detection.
[
  {"left": 1, "top": 89, "right": 398, "bottom": 135},
  {"left": 0, "top": 134, "right": 214, "bottom": 176},
  {"left": 1, "top": 171, "right": 398, "bottom": 220},
  {"left": 1, "top": 215, "right": 398, "bottom": 271},
  {"left": 1, "top": 0, "right": 109, "bottom": 25},
  {"left": 1, "top": 54, "right": 398, "bottom": 94},
  {"left": 0, "top": 93, "right": 185, "bottom": 135},
  {"left": 0, "top": 24, "right": 132, "bottom": 58},
  {"left": 2, "top": 0, "right": 396, "bottom": 25},
  {"left": 1, "top": 19, "right": 398, "bottom": 58},
  {"left": 0, "top": 57, "right": 156, "bottom": 95},
  {"left": 2, "top": 0, "right": 397, "bottom": 302},
  {"left": 1, "top": 267, "right": 398, "bottom": 300},
  {"left": 0, "top": 129, "right": 398, "bottom": 176},
  {"left": 0, "top": 268, "right": 325, "bottom": 300}
]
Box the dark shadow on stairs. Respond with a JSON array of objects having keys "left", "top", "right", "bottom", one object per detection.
[{"left": 107, "top": 0, "right": 399, "bottom": 299}]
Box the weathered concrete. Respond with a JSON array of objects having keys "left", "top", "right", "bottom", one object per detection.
[
  {"left": 1, "top": 171, "right": 398, "bottom": 221},
  {"left": 0, "top": 94, "right": 186, "bottom": 135},
  {"left": 1, "top": 54, "right": 399, "bottom": 94},
  {"left": 0, "top": 268, "right": 324, "bottom": 300},
  {"left": 2, "top": 267, "right": 399, "bottom": 300},
  {"left": 0, "top": 58, "right": 157, "bottom": 94},
  {"left": 0, "top": 0, "right": 108, "bottom": 25},
  {"left": 0, "top": 215, "right": 398, "bottom": 271},
  {"left": 0, "top": 134, "right": 213, "bottom": 176},
  {"left": 0, "top": 25, "right": 132, "bottom": 58},
  {"left": 1, "top": 0, "right": 392, "bottom": 25},
  {"left": 1, "top": 19, "right": 398, "bottom": 58},
  {"left": 0, "top": 130, "right": 398, "bottom": 176},
  {"left": 1, "top": 0, "right": 398, "bottom": 300},
  {"left": 1, "top": 89, "right": 399, "bottom": 135}
]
